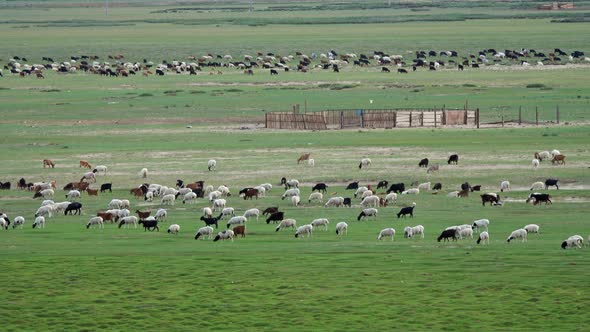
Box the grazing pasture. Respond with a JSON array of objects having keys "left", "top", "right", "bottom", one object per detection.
[{"left": 1, "top": 1, "right": 590, "bottom": 330}]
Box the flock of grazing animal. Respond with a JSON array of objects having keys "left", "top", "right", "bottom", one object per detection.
[
  {"left": 0, "top": 148, "right": 585, "bottom": 250},
  {"left": 2, "top": 47, "right": 588, "bottom": 78}
]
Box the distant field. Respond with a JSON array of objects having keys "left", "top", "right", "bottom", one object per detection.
[{"left": 1, "top": 1, "right": 590, "bottom": 331}]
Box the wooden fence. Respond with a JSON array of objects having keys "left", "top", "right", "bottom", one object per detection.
[{"left": 265, "top": 109, "right": 478, "bottom": 130}]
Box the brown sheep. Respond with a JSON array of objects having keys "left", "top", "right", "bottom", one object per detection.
[{"left": 233, "top": 225, "right": 246, "bottom": 238}]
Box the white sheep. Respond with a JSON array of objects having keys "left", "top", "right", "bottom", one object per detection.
[
  {"left": 203, "top": 207, "right": 213, "bottom": 217},
  {"left": 39, "top": 189, "right": 55, "bottom": 199},
  {"left": 117, "top": 209, "right": 130, "bottom": 219},
  {"left": 550, "top": 149, "right": 561, "bottom": 158},
  {"left": 41, "top": 200, "right": 54, "bottom": 206},
  {"left": 214, "top": 230, "right": 234, "bottom": 242},
  {"left": 108, "top": 199, "right": 123, "bottom": 209},
  {"left": 385, "top": 192, "right": 398, "bottom": 203},
  {"left": 500, "top": 181, "right": 510, "bottom": 192},
  {"left": 195, "top": 226, "right": 214, "bottom": 240},
  {"left": 458, "top": 227, "right": 474, "bottom": 239},
  {"left": 335, "top": 222, "right": 348, "bottom": 236},
  {"left": 404, "top": 225, "right": 424, "bottom": 239},
  {"left": 324, "top": 196, "right": 344, "bottom": 207},
  {"left": 284, "top": 179, "right": 299, "bottom": 188},
  {"left": 530, "top": 181, "right": 545, "bottom": 191},
  {"left": 294, "top": 224, "right": 313, "bottom": 238},
  {"left": 532, "top": 159, "right": 540, "bottom": 169},
  {"left": 354, "top": 186, "right": 369, "bottom": 198},
  {"left": 308, "top": 158, "right": 315, "bottom": 167},
  {"left": 144, "top": 192, "right": 154, "bottom": 202},
  {"left": 402, "top": 188, "right": 420, "bottom": 195},
  {"left": 167, "top": 224, "right": 180, "bottom": 234},
  {"left": 291, "top": 195, "right": 301, "bottom": 207},
  {"left": 161, "top": 187, "right": 177, "bottom": 197},
  {"left": 32, "top": 216, "right": 45, "bottom": 229},
  {"left": 507, "top": 229, "right": 528, "bottom": 243},
  {"left": 477, "top": 231, "right": 490, "bottom": 245},
  {"left": 0, "top": 218, "right": 8, "bottom": 230},
  {"left": 361, "top": 190, "right": 374, "bottom": 199},
  {"left": 119, "top": 216, "right": 138, "bottom": 229},
  {"left": 378, "top": 228, "right": 395, "bottom": 241},
  {"left": 66, "top": 190, "right": 81, "bottom": 200},
  {"left": 52, "top": 201, "right": 71, "bottom": 214},
  {"left": 178, "top": 187, "right": 193, "bottom": 195},
  {"left": 359, "top": 158, "right": 372, "bottom": 169},
  {"left": 243, "top": 208, "right": 260, "bottom": 221},
  {"left": 561, "top": 235, "right": 583, "bottom": 249},
  {"left": 308, "top": 192, "right": 324, "bottom": 203},
  {"left": 205, "top": 185, "right": 215, "bottom": 195},
  {"left": 523, "top": 224, "right": 540, "bottom": 234},
  {"left": 212, "top": 199, "right": 226, "bottom": 211},
  {"left": 120, "top": 200, "right": 130, "bottom": 209},
  {"left": 472, "top": 219, "right": 490, "bottom": 232},
  {"left": 94, "top": 165, "right": 107, "bottom": 175},
  {"left": 281, "top": 188, "right": 300, "bottom": 200},
  {"left": 140, "top": 168, "right": 148, "bottom": 178},
  {"left": 358, "top": 208, "right": 378, "bottom": 221},
  {"left": 226, "top": 216, "right": 247, "bottom": 228},
  {"left": 259, "top": 183, "right": 272, "bottom": 192},
  {"left": 447, "top": 191, "right": 460, "bottom": 197},
  {"left": 221, "top": 207, "right": 235, "bottom": 219},
  {"left": 155, "top": 209, "right": 167, "bottom": 222},
  {"left": 12, "top": 216, "right": 25, "bottom": 229},
  {"left": 418, "top": 182, "right": 431, "bottom": 191},
  {"left": 254, "top": 186, "right": 266, "bottom": 197},
  {"left": 535, "top": 151, "right": 551, "bottom": 161},
  {"left": 86, "top": 216, "right": 104, "bottom": 229},
  {"left": 183, "top": 192, "right": 197, "bottom": 204},
  {"left": 161, "top": 194, "right": 176, "bottom": 205},
  {"left": 207, "top": 159, "right": 217, "bottom": 171},
  {"left": 360, "top": 195, "right": 379, "bottom": 208},
  {"left": 217, "top": 185, "right": 230, "bottom": 197},
  {"left": 35, "top": 205, "right": 53, "bottom": 218},
  {"left": 275, "top": 219, "right": 297, "bottom": 232},
  {"left": 311, "top": 218, "right": 329, "bottom": 231},
  {"left": 208, "top": 190, "right": 222, "bottom": 202}
]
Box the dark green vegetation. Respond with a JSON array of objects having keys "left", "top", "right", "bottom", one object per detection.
[{"left": 0, "top": 1, "right": 589, "bottom": 330}]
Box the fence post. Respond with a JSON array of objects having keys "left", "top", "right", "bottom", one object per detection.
[
  {"left": 502, "top": 114, "right": 504, "bottom": 128},
  {"left": 265, "top": 112, "right": 268, "bottom": 128},
  {"left": 556, "top": 105, "right": 560, "bottom": 124},
  {"left": 393, "top": 112, "right": 397, "bottom": 128},
  {"left": 535, "top": 107, "right": 539, "bottom": 126},
  {"left": 409, "top": 112, "right": 413, "bottom": 127},
  {"left": 476, "top": 108, "right": 480, "bottom": 129},
  {"left": 340, "top": 111, "right": 343, "bottom": 129},
  {"left": 518, "top": 106, "right": 522, "bottom": 126},
  {"left": 434, "top": 110, "right": 437, "bottom": 128},
  {"left": 464, "top": 110, "right": 468, "bottom": 125},
  {"left": 421, "top": 112, "right": 424, "bottom": 126},
  {"left": 442, "top": 111, "right": 446, "bottom": 125},
  {"left": 360, "top": 110, "right": 364, "bottom": 128}
]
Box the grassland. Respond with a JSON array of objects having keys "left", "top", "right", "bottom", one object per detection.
[{"left": 1, "top": 1, "right": 590, "bottom": 331}]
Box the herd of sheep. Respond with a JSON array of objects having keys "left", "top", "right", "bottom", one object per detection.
[
  {"left": 2, "top": 47, "right": 588, "bottom": 78},
  {"left": 0, "top": 147, "right": 585, "bottom": 250}
]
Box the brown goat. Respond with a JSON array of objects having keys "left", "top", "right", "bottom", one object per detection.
[
  {"left": 233, "top": 225, "right": 246, "bottom": 238},
  {"left": 458, "top": 189, "right": 469, "bottom": 198},
  {"left": 43, "top": 159, "right": 55, "bottom": 168},
  {"left": 136, "top": 210, "right": 151, "bottom": 219},
  {"left": 130, "top": 187, "right": 144, "bottom": 198},
  {"left": 97, "top": 211, "right": 116, "bottom": 223},
  {"left": 79, "top": 160, "right": 92, "bottom": 169},
  {"left": 243, "top": 188, "right": 259, "bottom": 200},
  {"left": 86, "top": 188, "right": 98, "bottom": 196},
  {"left": 552, "top": 154, "right": 566, "bottom": 165},
  {"left": 297, "top": 153, "right": 311, "bottom": 164}
]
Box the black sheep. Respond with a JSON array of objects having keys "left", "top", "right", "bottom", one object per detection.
[
  {"left": 265, "top": 211, "right": 284, "bottom": 224},
  {"left": 139, "top": 217, "right": 159, "bottom": 232},
  {"left": 311, "top": 183, "right": 328, "bottom": 193},
  {"left": 64, "top": 202, "right": 82, "bottom": 215}
]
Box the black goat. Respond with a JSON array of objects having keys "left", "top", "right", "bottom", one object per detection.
[
  {"left": 139, "top": 217, "right": 159, "bottom": 232},
  {"left": 311, "top": 183, "right": 328, "bottom": 193},
  {"left": 64, "top": 202, "right": 82, "bottom": 215},
  {"left": 545, "top": 179, "right": 559, "bottom": 190},
  {"left": 200, "top": 213, "right": 223, "bottom": 229},
  {"left": 396, "top": 203, "right": 416, "bottom": 218},
  {"left": 418, "top": 158, "right": 429, "bottom": 168},
  {"left": 100, "top": 183, "right": 112, "bottom": 193},
  {"left": 266, "top": 211, "right": 284, "bottom": 224},
  {"left": 437, "top": 229, "right": 458, "bottom": 242}
]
